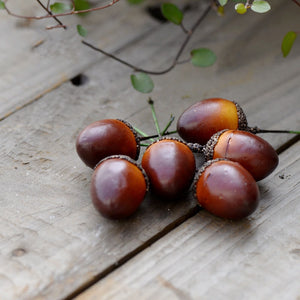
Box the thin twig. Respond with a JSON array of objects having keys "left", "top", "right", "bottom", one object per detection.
[
  {"left": 291, "top": 0, "right": 300, "bottom": 7},
  {"left": 36, "top": 0, "right": 66, "bottom": 29},
  {"left": 4, "top": 0, "right": 120, "bottom": 20},
  {"left": 81, "top": 4, "right": 212, "bottom": 75}
]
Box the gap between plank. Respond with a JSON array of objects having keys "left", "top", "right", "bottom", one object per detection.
[{"left": 63, "top": 205, "right": 201, "bottom": 300}]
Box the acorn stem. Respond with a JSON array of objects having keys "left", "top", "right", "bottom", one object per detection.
[
  {"left": 248, "top": 126, "right": 300, "bottom": 135},
  {"left": 139, "top": 130, "right": 177, "bottom": 141},
  {"left": 148, "top": 98, "right": 161, "bottom": 137},
  {"left": 161, "top": 115, "right": 175, "bottom": 136},
  {"left": 134, "top": 127, "right": 155, "bottom": 143}
]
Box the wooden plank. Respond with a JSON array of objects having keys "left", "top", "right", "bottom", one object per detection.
[
  {"left": 75, "top": 140, "right": 300, "bottom": 300},
  {"left": 0, "top": 0, "right": 161, "bottom": 120},
  {"left": 0, "top": 1, "right": 299, "bottom": 299}
]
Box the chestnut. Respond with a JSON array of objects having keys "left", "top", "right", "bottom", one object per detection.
[
  {"left": 177, "top": 98, "right": 248, "bottom": 144},
  {"left": 76, "top": 119, "right": 140, "bottom": 168},
  {"left": 193, "top": 159, "right": 260, "bottom": 220},
  {"left": 91, "top": 155, "right": 149, "bottom": 219},
  {"left": 204, "top": 130, "right": 279, "bottom": 181}
]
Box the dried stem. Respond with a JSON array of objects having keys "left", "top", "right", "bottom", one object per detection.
[
  {"left": 81, "top": 4, "right": 212, "bottom": 75},
  {"left": 292, "top": 0, "right": 300, "bottom": 7},
  {"left": 4, "top": 0, "right": 120, "bottom": 21},
  {"left": 36, "top": 0, "right": 66, "bottom": 29}
]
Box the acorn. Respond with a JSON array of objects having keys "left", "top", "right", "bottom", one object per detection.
[
  {"left": 76, "top": 119, "right": 140, "bottom": 168},
  {"left": 91, "top": 155, "right": 149, "bottom": 219},
  {"left": 177, "top": 98, "right": 248, "bottom": 144},
  {"left": 204, "top": 129, "right": 279, "bottom": 181},
  {"left": 193, "top": 159, "right": 260, "bottom": 220},
  {"left": 141, "top": 137, "right": 196, "bottom": 199}
]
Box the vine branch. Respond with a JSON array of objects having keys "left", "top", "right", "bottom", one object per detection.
[
  {"left": 36, "top": 0, "right": 66, "bottom": 29},
  {"left": 81, "top": 4, "right": 212, "bottom": 75},
  {"left": 292, "top": 0, "right": 300, "bottom": 7},
  {"left": 3, "top": 0, "right": 120, "bottom": 21}
]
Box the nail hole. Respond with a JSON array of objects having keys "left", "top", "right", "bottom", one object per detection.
[
  {"left": 70, "top": 74, "right": 89, "bottom": 86},
  {"left": 12, "top": 248, "right": 27, "bottom": 257},
  {"left": 146, "top": 5, "right": 167, "bottom": 23}
]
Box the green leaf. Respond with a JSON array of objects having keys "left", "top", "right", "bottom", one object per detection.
[
  {"left": 0, "top": 1, "right": 5, "bottom": 9},
  {"left": 250, "top": 0, "right": 271, "bottom": 13},
  {"left": 235, "top": 3, "right": 247, "bottom": 14},
  {"left": 190, "top": 48, "right": 217, "bottom": 67},
  {"left": 218, "top": 0, "right": 228, "bottom": 6},
  {"left": 77, "top": 24, "right": 87, "bottom": 37},
  {"left": 131, "top": 73, "right": 154, "bottom": 93},
  {"left": 74, "top": 0, "right": 90, "bottom": 16},
  {"left": 50, "top": 2, "right": 72, "bottom": 14},
  {"left": 127, "top": 0, "right": 144, "bottom": 4},
  {"left": 161, "top": 3, "right": 183, "bottom": 25},
  {"left": 281, "top": 31, "right": 297, "bottom": 57}
]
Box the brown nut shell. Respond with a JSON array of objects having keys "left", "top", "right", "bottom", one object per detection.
[
  {"left": 177, "top": 98, "right": 242, "bottom": 145},
  {"left": 208, "top": 130, "right": 279, "bottom": 181},
  {"left": 142, "top": 137, "right": 196, "bottom": 199},
  {"left": 193, "top": 159, "right": 260, "bottom": 220},
  {"left": 91, "top": 155, "right": 148, "bottom": 219},
  {"left": 76, "top": 119, "right": 140, "bottom": 168}
]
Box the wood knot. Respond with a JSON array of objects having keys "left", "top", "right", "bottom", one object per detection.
[{"left": 12, "top": 248, "right": 27, "bottom": 257}]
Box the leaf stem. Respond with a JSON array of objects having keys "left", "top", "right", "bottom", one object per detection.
[
  {"left": 139, "top": 130, "right": 177, "bottom": 141},
  {"left": 161, "top": 115, "right": 175, "bottom": 136},
  {"left": 134, "top": 126, "right": 155, "bottom": 142},
  {"left": 148, "top": 98, "right": 161, "bottom": 137}
]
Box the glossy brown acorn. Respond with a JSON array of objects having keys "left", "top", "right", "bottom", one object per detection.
[
  {"left": 141, "top": 138, "right": 196, "bottom": 199},
  {"left": 193, "top": 159, "right": 260, "bottom": 220},
  {"left": 76, "top": 119, "right": 140, "bottom": 168},
  {"left": 177, "top": 98, "right": 248, "bottom": 144},
  {"left": 204, "top": 130, "right": 279, "bottom": 181},
  {"left": 91, "top": 155, "right": 148, "bottom": 219}
]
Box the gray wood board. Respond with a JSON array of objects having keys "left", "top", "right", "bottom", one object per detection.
[
  {"left": 0, "top": 0, "right": 161, "bottom": 120},
  {"left": 0, "top": 0, "right": 299, "bottom": 299},
  {"left": 77, "top": 140, "right": 300, "bottom": 300}
]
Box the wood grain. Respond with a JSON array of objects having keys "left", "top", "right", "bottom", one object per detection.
[
  {"left": 0, "top": 0, "right": 161, "bottom": 120},
  {"left": 75, "top": 141, "right": 300, "bottom": 300},
  {"left": 0, "top": 0, "right": 299, "bottom": 299}
]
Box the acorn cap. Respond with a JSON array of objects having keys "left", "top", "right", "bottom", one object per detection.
[
  {"left": 117, "top": 119, "right": 141, "bottom": 160},
  {"left": 234, "top": 102, "right": 248, "bottom": 131},
  {"left": 144, "top": 136, "right": 191, "bottom": 150},
  {"left": 192, "top": 158, "right": 229, "bottom": 201},
  {"left": 203, "top": 129, "right": 228, "bottom": 161},
  {"left": 94, "top": 154, "right": 149, "bottom": 192}
]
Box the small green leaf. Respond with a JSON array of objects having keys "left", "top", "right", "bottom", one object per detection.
[
  {"left": 77, "top": 24, "right": 87, "bottom": 37},
  {"left": 235, "top": 3, "right": 247, "bottom": 14},
  {"left": 50, "top": 2, "right": 71, "bottom": 14},
  {"left": 190, "top": 48, "right": 217, "bottom": 67},
  {"left": 127, "top": 0, "right": 144, "bottom": 4},
  {"left": 282, "top": 31, "right": 297, "bottom": 57},
  {"left": 250, "top": 0, "right": 271, "bottom": 13},
  {"left": 218, "top": 0, "right": 228, "bottom": 6},
  {"left": 74, "top": 0, "right": 90, "bottom": 16},
  {"left": 0, "top": 1, "right": 5, "bottom": 9},
  {"left": 161, "top": 3, "right": 183, "bottom": 25},
  {"left": 131, "top": 73, "right": 154, "bottom": 93}
]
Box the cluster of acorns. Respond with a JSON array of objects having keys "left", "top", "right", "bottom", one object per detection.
[{"left": 76, "top": 98, "right": 279, "bottom": 220}]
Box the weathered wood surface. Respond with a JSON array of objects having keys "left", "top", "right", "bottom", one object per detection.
[
  {"left": 0, "top": 0, "right": 162, "bottom": 120},
  {"left": 77, "top": 141, "right": 300, "bottom": 300},
  {"left": 0, "top": 0, "right": 299, "bottom": 299}
]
